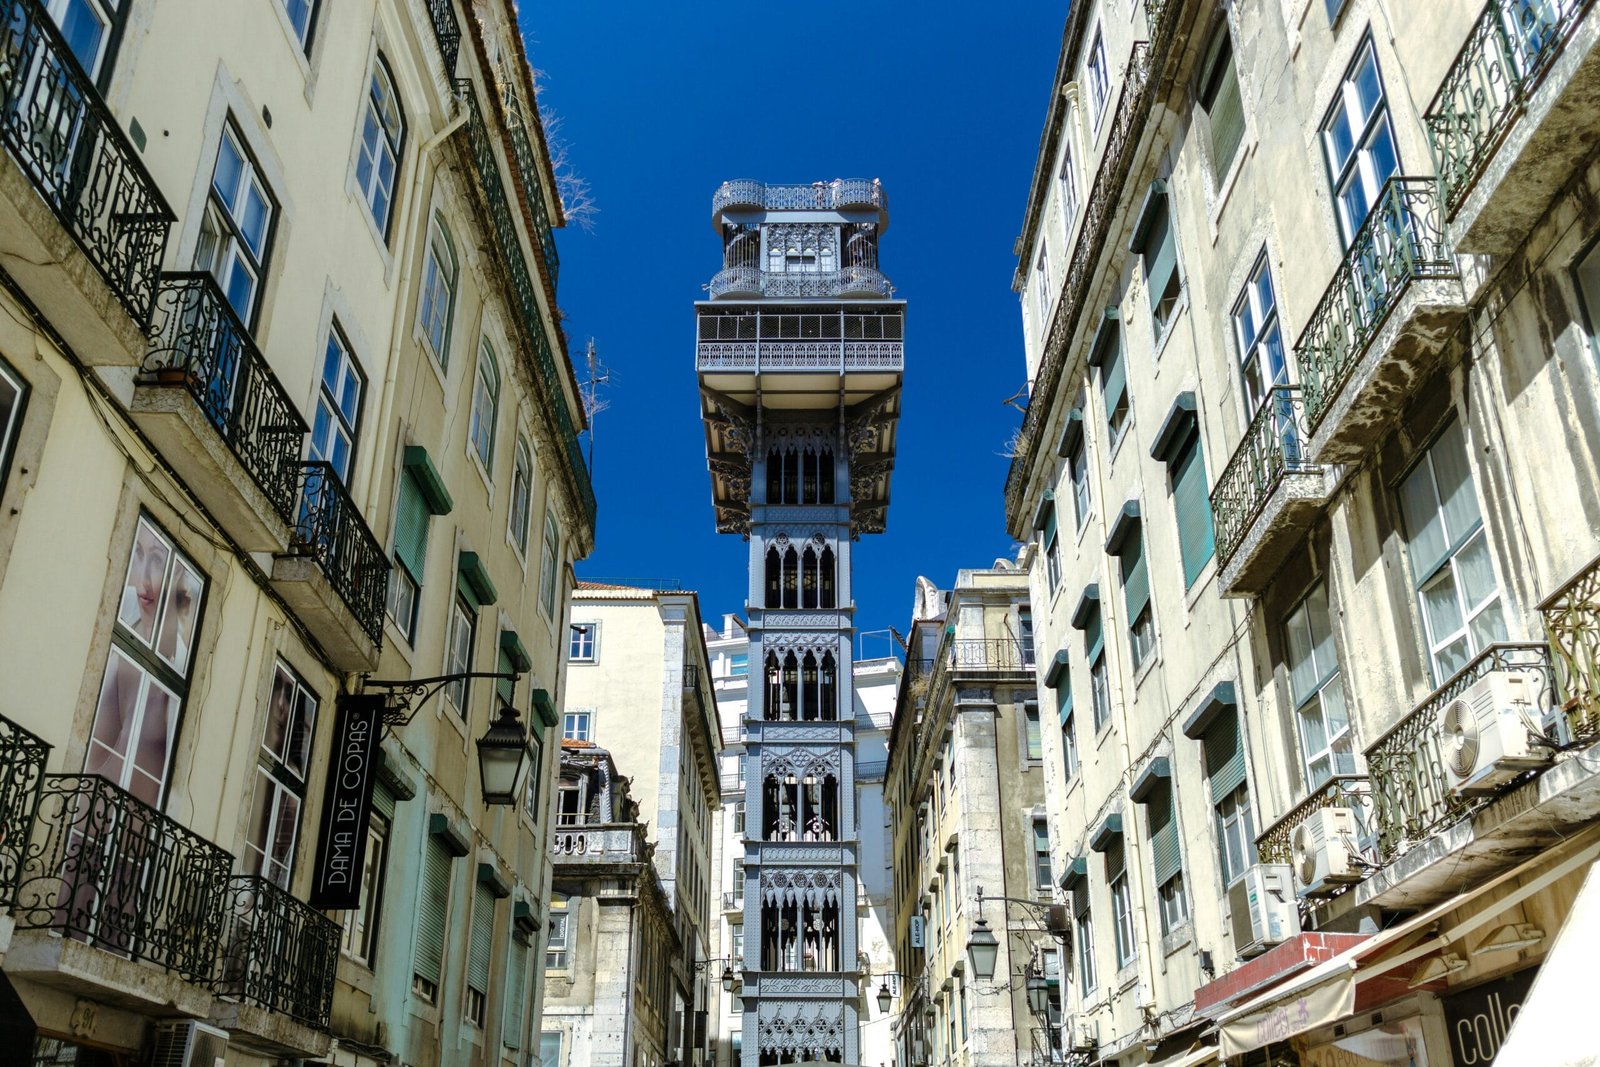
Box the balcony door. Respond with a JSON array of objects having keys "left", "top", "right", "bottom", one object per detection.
[{"left": 7, "top": 0, "right": 119, "bottom": 205}]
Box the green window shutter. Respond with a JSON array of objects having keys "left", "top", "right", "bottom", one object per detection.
[
  {"left": 393, "top": 473, "right": 431, "bottom": 581},
  {"left": 1204, "top": 712, "right": 1247, "bottom": 798},
  {"left": 1208, "top": 65, "right": 1245, "bottom": 182},
  {"left": 1171, "top": 431, "right": 1216, "bottom": 586},
  {"left": 416, "top": 836, "right": 453, "bottom": 983},
  {"left": 1143, "top": 207, "right": 1178, "bottom": 315},
  {"left": 1151, "top": 818, "right": 1182, "bottom": 886},
  {"left": 1043, "top": 499, "right": 1058, "bottom": 547},
  {"left": 1122, "top": 537, "right": 1150, "bottom": 621},
  {"left": 503, "top": 938, "right": 529, "bottom": 1048},
  {"left": 1101, "top": 348, "right": 1127, "bottom": 426},
  {"left": 1056, "top": 681, "right": 1073, "bottom": 724},
  {"left": 469, "top": 881, "right": 495, "bottom": 992},
  {"left": 1086, "top": 610, "right": 1104, "bottom": 662},
  {"left": 497, "top": 647, "right": 515, "bottom": 705},
  {"left": 371, "top": 781, "right": 397, "bottom": 821}
]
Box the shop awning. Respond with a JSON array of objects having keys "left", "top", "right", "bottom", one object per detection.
[
  {"left": 1219, "top": 959, "right": 1357, "bottom": 1056},
  {"left": 1492, "top": 857, "right": 1600, "bottom": 1067},
  {"left": 1154, "top": 1042, "right": 1218, "bottom": 1067}
]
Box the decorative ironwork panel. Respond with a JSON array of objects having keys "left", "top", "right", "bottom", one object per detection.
[
  {"left": 714, "top": 179, "right": 887, "bottom": 215},
  {"left": 949, "top": 638, "right": 1030, "bottom": 672},
  {"left": 0, "top": 713, "right": 48, "bottom": 910},
  {"left": 288, "top": 462, "right": 389, "bottom": 644},
  {"left": 755, "top": 1001, "right": 846, "bottom": 1055},
  {"left": 144, "top": 274, "right": 308, "bottom": 522},
  {"left": 1425, "top": 0, "right": 1596, "bottom": 216},
  {"left": 1255, "top": 774, "right": 1373, "bottom": 866},
  {"left": 426, "top": 0, "right": 461, "bottom": 76},
  {"left": 14, "top": 775, "right": 232, "bottom": 983},
  {"left": 1539, "top": 552, "right": 1600, "bottom": 743},
  {"left": 1294, "top": 178, "right": 1459, "bottom": 437},
  {"left": 217, "top": 874, "right": 339, "bottom": 1028},
  {"left": 709, "top": 267, "right": 893, "bottom": 300},
  {"left": 1211, "top": 387, "right": 1321, "bottom": 570},
  {"left": 0, "top": 0, "right": 175, "bottom": 325}
]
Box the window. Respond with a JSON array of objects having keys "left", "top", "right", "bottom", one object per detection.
[
  {"left": 568, "top": 623, "right": 597, "bottom": 663},
  {"left": 280, "top": 0, "right": 315, "bottom": 48},
  {"left": 341, "top": 809, "right": 388, "bottom": 965},
  {"left": 1320, "top": 40, "right": 1399, "bottom": 246},
  {"left": 1059, "top": 688, "right": 1080, "bottom": 784},
  {"left": 1216, "top": 783, "right": 1255, "bottom": 885},
  {"left": 195, "top": 124, "right": 275, "bottom": 325},
  {"left": 1034, "top": 243, "right": 1052, "bottom": 330},
  {"left": 539, "top": 1032, "right": 564, "bottom": 1067},
  {"left": 310, "top": 327, "right": 363, "bottom": 484},
  {"left": 524, "top": 731, "right": 545, "bottom": 820},
  {"left": 414, "top": 833, "right": 456, "bottom": 1002},
  {"left": 356, "top": 57, "right": 405, "bottom": 237},
  {"left": 88, "top": 516, "right": 205, "bottom": 807},
  {"left": 1019, "top": 608, "right": 1035, "bottom": 667},
  {"left": 1135, "top": 188, "right": 1183, "bottom": 335},
  {"left": 467, "top": 880, "right": 496, "bottom": 1026},
  {"left": 1158, "top": 873, "right": 1189, "bottom": 934},
  {"left": 0, "top": 356, "right": 28, "bottom": 501},
  {"left": 1024, "top": 702, "right": 1043, "bottom": 761},
  {"left": 540, "top": 511, "right": 561, "bottom": 618},
  {"left": 419, "top": 216, "right": 457, "bottom": 363},
  {"left": 730, "top": 652, "right": 748, "bottom": 678},
  {"left": 563, "top": 710, "right": 591, "bottom": 742},
  {"left": 43, "top": 0, "right": 118, "bottom": 77},
  {"left": 733, "top": 801, "right": 746, "bottom": 834},
  {"left": 444, "top": 596, "right": 475, "bottom": 716},
  {"left": 1084, "top": 29, "right": 1110, "bottom": 130},
  {"left": 737, "top": 753, "right": 747, "bottom": 786},
  {"left": 1285, "top": 584, "right": 1354, "bottom": 785},
  {"left": 1058, "top": 148, "right": 1079, "bottom": 235},
  {"left": 244, "top": 662, "right": 316, "bottom": 888},
  {"left": 471, "top": 341, "right": 501, "bottom": 470},
  {"left": 1072, "top": 884, "right": 1096, "bottom": 992},
  {"left": 1167, "top": 427, "right": 1216, "bottom": 588},
  {"left": 733, "top": 860, "right": 745, "bottom": 903},
  {"left": 545, "top": 903, "right": 570, "bottom": 969},
  {"left": 1099, "top": 335, "right": 1130, "bottom": 444},
  {"left": 1069, "top": 437, "right": 1091, "bottom": 529},
  {"left": 509, "top": 437, "right": 534, "bottom": 554},
  {"left": 504, "top": 935, "right": 531, "bottom": 1049},
  {"left": 1399, "top": 421, "right": 1506, "bottom": 681},
  {"left": 1086, "top": 606, "right": 1111, "bottom": 733},
  {"left": 387, "top": 462, "right": 439, "bottom": 642},
  {"left": 1032, "top": 820, "right": 1052, "bottom": 890},
  {"left": 1041, "top": 500, "right": 1062, "bottom": 591},
  {"left": 1232, "top": 252, "right": 1288, "bottom": 413},
  {"left": 1107, "top": 839, "right": 1136, "bottom": 968},
  {"left": 1199, "top": 27, "right": 1245, "bottom": 185},
  {"left": 1145, "top": 784, "right": 1187, "bottom": 935},
  {"left": 1573, "top": 238, "right": 1600, "bottom": 356},
  {"left": 1115, "top": 527, "right": 1156, "bottom": 671}
]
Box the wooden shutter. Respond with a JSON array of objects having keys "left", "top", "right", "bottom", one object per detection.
[
  {"left": 468, "top": 880, "right": 495, "bottom": 993},
  {"left": 1122, "top": 536, "right": 1149, "bottom": 621},
  {"left": 503, "top": 937, "right": 529, "bottom": 1048},
  {"left": 1204, "top": 712, "right": 1247, "bottom": 798},
  {"left": 393, "top": 473, "right": 430, "bottom": 580},
  {"left": 1171, "top": 430, "right": 1216, "bottom": 586},
  {"left": 415, "top": 836, "right": 453, "bottom": 983}
]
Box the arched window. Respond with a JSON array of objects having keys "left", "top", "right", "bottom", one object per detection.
[
  {"left": 818, "top": 448, "right": 835, "bottom": 503},
  {"left": 418, "top": 214, "right": 457, "bottom": 364},
  {"left": 801, "top": 653, "right": 819, "bottom": 720},
  {"left": 781, "top": 652, "right": 799, "bottom": 720},
  {"left": 470, "top": 340, "right": 500, "bottom": 469},
  {"left": 820, "top": 653, "right": 837, "bottom": 721},
  {"left": 766, "top": 449, "right": 782, "bottom": 504},
  {"left": 802, "top": 448, "right": 819, "bottom": 503},
  {"left": 802, "top": 547, "right": 819, "bottom": 609},
  {"left": 765, "top": 547, "right": 782, "bottom": 608},
  {"left": 357, "top": 55, "right": 406, "bottom": 237},
  {"left": 782, "top": 449, "right": 799, "bottom": 504},
  {"left": 781, "top": 547, "right": 798, "bottom": 609},
  {"left": 820, "top": 546, "right": 836, "bottom": 608},
  {"left": 508, "top": 436, "right": 533, "bottom": 553}
]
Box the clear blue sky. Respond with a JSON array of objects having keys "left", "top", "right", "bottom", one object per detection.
[{"left": 522, "top": 4, "right": 1066, "bottom": 645}]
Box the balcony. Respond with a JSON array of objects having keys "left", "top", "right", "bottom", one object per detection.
[
  {"left": 0, "top": 0, "right": 173, "bottom": 363},
  {"left": 426, "top": 0, "right": 461, "bottom": 76},
  {"left": 1211, "top": 388, "right": 1330, "bottom": 597},
  {"left": 8, "top": 774, "right": 230, "bottom": 1016},
  {"left": 132, "top": 274, "right": 307, "bottom": 552},
  {"left": 711, "top": 179, "right": 888, "bottom": 222},
  {"left": 1541, "top": 551, "right": 1600, "bottom": 745},
  {"left": 1295, "top": 178, "right": 1465, "bottom": 463},
  {"left": 551, "top": 823, "right": 640, "bottom": 863},
  {"left": 695, "top": 307, "right": 905, "bottom": 375},
  {"left": 1255, "top": 774, "right": 1374, "bottom": 871},
  {"left": 1426, "top": 0, "right": 1600, "bottom": 252},
  {"left": 948, "top": 638, "right": 1032, "bottom": 673},
  {"left": 211, "top": 874, "right": 338, "bottom": 1055},
  {"left": 271, "top": 462, "right": 388, "bottom": 670},
  {"left": 0, "top": 712, "right": 48, "bottom": 950},
  {"left": 723, "top": 891, "right": 742, "bottom": 911},
  {"left": 708, "top": 266, "right": 894, "bottom": 300}
]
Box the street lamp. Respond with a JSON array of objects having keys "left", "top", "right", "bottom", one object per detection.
[
  {"left": 966, "top": 917, "right": 1000, "bottom": 981},
  {"left": 876, "top": 980, "right": 893, "bottom": 1013},
  {"left": 1025, "top": 967, "right": 1050, "bottom": 1016},
  {"left": 476, "top": 703, "right": 532, "bottom": 805},
  {"left": 722, "top": 964, "right": 736, "bottom": 993}
]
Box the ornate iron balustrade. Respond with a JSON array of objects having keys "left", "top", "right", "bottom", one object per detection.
[
  {"left": 1294, "top": 178, "right": 1458, "bottom": 437},
  {"left": 13, "top": 774, "right": 231, "bottom": 982},
  {"left": 0, "top": 0, "right": 174, "bottom": 325},
  {"left": 495, "top": 73, "right": 560, "bottom": 288},
  {"left": 1426, "top": 0, "right": 1596, "bottom": 217},
  {"left": 1539, "top": 551, "right": 1600, "bottom": 743},
  {"left": 949, "top": 639, "right": 1030, "bottom": 672},
  {"left": 712, "top": 178, "right": 888, "bottom": 215},
  {"left": 144, "top": 274, "right": 307, "bottom": 522},
  {"left": 1255, "top": 774, "right": 1373, "bottom": 866},
  {"left": 1365, "top": 643, "right": 1553, "bottom": 863},
  {"left": 426, "top": 0, "right": 461, "bottom": 76},
  {"left": 0, "top": 713, "right": 48, "bottom": 910},
  {"left": 696, "top": 340, "right": 904, "bottom": 372},
  {"left": 709, "top": 266, "right": 893, "bottom": 300},
  {"left": 1211, "top": 387, "right": 1320, "bottom": 570},
  {"left": 288, "top": 462, "right": 389, "bottom": 645},
  {"left": 723, "top": 890, "right": 740, "bottom": 909},
  {"left": 217, "top": 874, "right": 339, "bottom": 1028},
  {"left": 456, "top": 81, "right": 595, "bottom": 531}
]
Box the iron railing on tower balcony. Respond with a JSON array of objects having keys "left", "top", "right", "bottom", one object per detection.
[
  {"left": 13, "top": 774, "right": 232, "bottom": 983},
  {"left": 0, "top": 712, "right": 48, "bottom": 911},
  {"left": 1539, "top": 551, "right": 1600, "bottom": 744},
  {"left": 287, "top": 461, "right": 389, "bottom": 645},
  {"left": 0, "top": 0, "right": 174, "bottom": 326},
  {"left": 456, "top": 80, "right": 594, "bottom": 530},
  {"left": 217, "top": 874, "right": 340, "bottom": 1028},
  {"left": 143, "top": 273, "right": 308, "bottom": 522},
  {"left": 1426, "top": 0, "right": 1596, "bottom": 218},
  {"left": 426, "top": 0, "right": 461, "bottom": 76},
  {"left": 712, "top": 178, "right": 887, "bottom": 215},
  {"left": 1255, "top": 773, "right": 1374, "bottom": 867},
  {"left": 1295, "top": 178, "right": 1458, "bottom": 438},
  {"left": 1210, "top": 387, "right": 1322, "bottom": 571},
  {"left": 708, "top": 266, "right": 893, "bottom": 300}
]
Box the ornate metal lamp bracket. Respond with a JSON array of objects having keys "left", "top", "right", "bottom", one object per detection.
[{"left": 355, "top": 671, "right": 523, "bottom": 730}]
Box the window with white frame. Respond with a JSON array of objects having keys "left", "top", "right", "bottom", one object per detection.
[
  {"left": 1158, "top": 872, "right": 1188, "bottom": 935},
  {"left": 563, "top": 710, "right": 591, "bottom": 742},
  {"left": 309, "top": 327, "right": 363, "bottom": 484},
  {"left": 1059, "top": 147, "right": 1079, "bottom": 235},
  {"left": 0, "top": 356, "right": 27, "bottom": 501},
  {"left": 1088, "top": 615, "right": 1111, "bottom": 733},
  {"left": 1099, "top": 332, "right": 1130, "bottom": 444},
  {"left": 1198, "top": 25, "right": 1245, "bottom": 185},
  {"left": 733, "top": 801, "right": 745, "bottom": 834},
  {"left": 356, "top": 57, "right": 405, "bottom": 237},
  {"left": 540, "top": 511, "right": 561, "bottom": 618},
  {"left": 1573, "top": 237, "right": 1600, "bottom": 355},
  {"left": 1019, "top": 607, "right": 1035, "bottom": 667},
  {"left": 1071, "top": 882, "right": 1096, "bottom": 992},
  {"left": 1024, "top": 701, "right": 1043, "bottom": 761},
  {"left": 1215, "top": 783, "right": 1255, "bottom": 886},
  {"left": 1069, "top": 437, "right": 1091, "bottom": 529},
  {"left": 470, "top": 340, "right": 500, "bottom": 470},
  {"left": 1134, "top": 187, "right": 1183, "bottom": 336},
  {"left": 509, "top": 436, "right": 533, "bottom": 554},
  {"left": 418, "top": 216, "right": 457, "bottom": 365},
  {"left": 524, "top": 731, "right": 544, "bottom": 820},
  {"left": 1285, "top": 583, "right": 1355, "bottom": 786},
  {"left": 340, "top": 809, "right": 388, "bottom": 965},
  {"left": 244, "top": 662, "right": 317, "bottom": 888},
  {"left": 1059, "top": 685, "right": 1080, "bottom": 783},
  {"left": 45, "top": 0, "right": 119, "bottom": 77},
  {"left": 279, "top": 0, "right": 315, "bottom": 49},
  {"left": 1107, "top": 838, "right": 1136, "bottom": 968},
  {"left": 443, "top": 596, "right": 474, "bottom": 717},
  {"left": 1399, "top": 420, "right": 1507, "bottom": 682},
  {"left": 544, "top": 902, "right": 570, "bottom": 969},
  {"left": 1034, "top": 242, "right": 1052, "bottom": 330},
  {"left": 1320, "top": 39, "right": 1399, "bottom": 246},
  {"left": 195, "top": 123, "right": 275, "bottom": 325},
  {"left": 1233, "top": 252, "right": 1289, "bottom": 414},
  {"left": 1084, "top": 29, "right": 1109, "bottom": 130},
  {"left": 568, "top": 623, "right": 597, "bottom": 662},
  {"left": 1042, "top": 500, "right": 1062, "bottom": 591},
  {"left": 1032, "top": 819, "right": 1052, "bottom": 890},
  {"left": 539, "top": 1032, "right": 563, "bottom": 1067}
]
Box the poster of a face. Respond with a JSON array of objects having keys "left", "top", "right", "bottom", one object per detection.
[
  {"left": 156, "top": 557, "right": 202, "bottom": 674},
  {"left": 117, "top": 520, "right": 170, "bottom": 645}
]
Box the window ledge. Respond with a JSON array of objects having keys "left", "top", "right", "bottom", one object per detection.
[
  {"left": 1161, "top": 922, "right": 1194, "bottom": 958},
  {"left": 1132, "top": 649, "right": 1160, "bottom": 692},
  {"left": 1151, "top": 292, "right": 1189, "bottom": 363},
  {"left": 1115, "top": 962, "right": 1140, "bottom": 991},
  {"left": 1107, "top": 418, "right": 1134, "bottom": 465}
]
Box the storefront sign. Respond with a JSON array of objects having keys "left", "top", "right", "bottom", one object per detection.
[
  {"left": 309, "top": 693, "right": 385, "bottom": 909},
  {"left": 1443, "top": 967, "right": 1537, "bottom": 1066}
]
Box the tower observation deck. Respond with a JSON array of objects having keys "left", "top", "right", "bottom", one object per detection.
[{"left": 696, "top": 179, "right": 904, "bottom": 1067}]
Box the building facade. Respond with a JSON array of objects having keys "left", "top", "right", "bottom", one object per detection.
[
  {"left": 0, "top": 1, "right": 594, "bottom": 1064},
  {"left": 696, "top": 177, "right": 903, "bottom": 1067},
  {"left": 1008, "top": 2, "right": 1600, "bottom": 1066},
  {"left": 547, "top": 583, "right": 722, "bottom": 1067},
  {"left": 885, "top": 566, "right": 1049, "bottom": 1067}
]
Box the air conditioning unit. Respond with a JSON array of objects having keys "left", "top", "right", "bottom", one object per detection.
[
  {"left": 1227, "top": 864, "right": 1299, "bottom": 958},
  {"left": 1291, "top": 807, "right": 1362, "bottom": 897},
  {"left": 1067, "top": 1017, "right": 1097, "bottom": 1052},
  {"left": 1438, "top": 669, "right": 1549, "bottom": 796},
  {"left": 149, "top": 1021, "right": 228, "bottom": 1067}
]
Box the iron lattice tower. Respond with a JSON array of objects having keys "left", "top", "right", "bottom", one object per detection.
[{"left": 697, "top": 179, "right": 903, "bottom": 1067}]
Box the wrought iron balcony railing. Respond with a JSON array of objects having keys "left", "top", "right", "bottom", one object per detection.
[
  {"left": 723, "top": 890, "right": 740, "bottom": 910},
  {"left": 1426, "top": 0, "right": 1595, "bottom": 218},
  {"left": 144, "top": 273, "right": 308, "bottom": 522},
  {"left": 1255, "top": 774, "right": 1373, "bottom": 867},
  {"left": 948, "top": 639, "right": 1032, "bottom": 672},
  {"left": 1365, "top": 643, "right": 1553, "bottom": 863},
  {"left": 1211, "top": 387, "right": 1322, "bottom": 570},
  {"left": 0, "top": 712, "right": 48, "bottom": 910},
  {"left": 217, "top": 874, "right": 340, "bottom": 1028},
  {"left": 1294, "top": 178, "right": 1458, "bottom": 438},
  {"left": 288, "top": 461, "right": 389, "bottom": 645},
  {"left": 457, "top": 81, "right": 594, "bottom": 531},
  {"left": 712, "top": 178, "right": 888, "bottom": 216},
  {"left": 496, "top": 78, "right": 560, "bottom": 290},
  {"left": 1539, "top": 551, "right": 1600, "bottom": 744},
  {"left": 426, "top": 0, "right": 461, "bottom": 76},
  {"left": 13, "top": 774, "right": 232, "bottom": 983},
  {"left": 708, "top": 266, "right": 893, "bottom": 300},
  {"left": 0, "top": 0, "right": 175, "bottom": 325}
]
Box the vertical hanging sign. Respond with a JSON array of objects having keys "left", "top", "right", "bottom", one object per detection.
[{"left": 309, "top": 693, "right": 386, "bottom": 909}]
